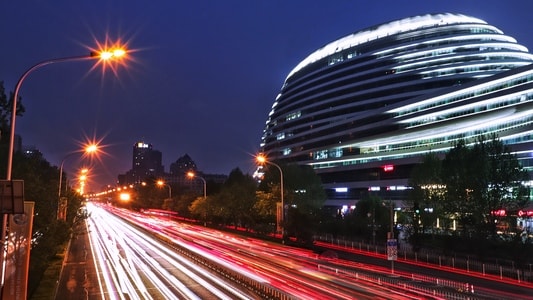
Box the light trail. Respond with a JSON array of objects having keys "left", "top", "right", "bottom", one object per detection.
[
  {"left": 108, "top": 206, "right": 424, "bottom": 299},
  {"left": 85, "top": 203, "right": 257, "bottom": 299}
]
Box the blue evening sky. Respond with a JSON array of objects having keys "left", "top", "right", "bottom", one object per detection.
[{"left": 1, "top": 1, "right": 532, "bottom": 188}]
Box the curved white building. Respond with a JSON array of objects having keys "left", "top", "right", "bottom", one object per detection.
[{"left": 260, "top": 13, "right": 533, "bottom": 206}]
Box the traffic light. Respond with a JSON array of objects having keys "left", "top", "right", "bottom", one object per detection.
[{"left": 414, "top": 202, "right": 420, "bottom": 215}]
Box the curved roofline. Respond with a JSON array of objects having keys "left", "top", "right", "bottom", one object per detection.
[{"left": 286, "top": 13, "right": 489, "bottom": 81}]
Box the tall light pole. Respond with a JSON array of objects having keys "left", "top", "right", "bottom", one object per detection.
[
  {"left": 58, "top": 144, "right": 98, "bottom": 200},
  {"left": 7, "top": 49, "right": 126, "bottom": 181},
  {"left": 187, "top": 172, "right": 207, "bottom": 225},
  {"left": 2, "top": 47, "right": 126, "bottom": 289},
  {"left": 187, "top": 172, "right": 206, "bottom": 199},
  {"left": 156, "top": 180, "right": 172, "bottom": 199},
  {"left": 256, "top": 154, "right": 284, "bottom": 241}
]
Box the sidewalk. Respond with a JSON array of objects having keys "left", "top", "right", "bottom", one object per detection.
[{"left": 28, "top": 219, "right": 102, "bottom": 300}]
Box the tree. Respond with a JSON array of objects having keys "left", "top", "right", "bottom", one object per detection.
[
  {"left": 259, "top": 162, "right": 326, "bottom": 243},
  {"left": 474, "top": 135, "right": 529, "bottom": 237},
  {"left": 408, "top": 152, "right": 446, "bottom": 235},
  {"left": 3, "top": 151, "right": 81, "bottom": 296},
  {"left": 173, "top": 192, "right": 197, "bottom": 218},
  {"left": 441, "top": 136, "right": 529, "bottom": 239},
  {"left": 203, "top": 168, "right": 257, "bottom": 229},
  {"left": 353, "top": 195, "right": 388, "bottom": 243},
  {"left": 189, "top": 195, "right": 210, "bottom": 222},
  {"left": 441, "top": 140, "right": 477, "bottom": 236},
  {"left": 252, "top": 190, "right": 277, "bottom": 233},
  {"left": 0, "top": 81, "right": 25, "bottom": 138}
]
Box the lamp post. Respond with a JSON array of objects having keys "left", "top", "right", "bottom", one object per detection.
[
  {"left": 256, "top": 154, "right": 284, "bottom": 241},
  {"left": 2, "top": 47, "right": 126, "bottom": 289},
  {"left": 58, "top": 144, "right": 98, "bottom": 200},
  {"left": 187, "top": 172, "right": 207, "bottom": 225},
  {"left": 7, "top": 49, "right": 125, "bottom": 181},
  {"left": 156, "top": 180, "right": 172, "bottom": 199},
  {"left": 187, "top": 172, "right": 206, "bottom": 199}
]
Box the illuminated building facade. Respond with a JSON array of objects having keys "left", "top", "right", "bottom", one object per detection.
[{"left": 260, "top": 13, "right": 533, "bottom": 207}]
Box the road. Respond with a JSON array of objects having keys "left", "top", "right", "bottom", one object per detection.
[
  {"left": 57, "top": 203, "right": 533, "bottom": 299},
  {"left": 80, "top": 204, "right": 441, "bottom": 299}
]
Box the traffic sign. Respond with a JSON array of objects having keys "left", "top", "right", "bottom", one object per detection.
[{"left": 387, "top": 239, "right": 397, "bottom": 261}]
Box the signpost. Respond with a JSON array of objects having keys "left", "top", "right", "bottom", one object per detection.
[
  {"left": 387, "top": 238, "right": 397, "bottom": 274},
  {"left": 0, "top": 180, "right": 24, "bottom": 214}
]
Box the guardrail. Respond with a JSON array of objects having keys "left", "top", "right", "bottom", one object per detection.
[
  {"left": 314, "top": 234, "right": 533, "bottom": 284},
  {"left": 317, "top": 263, "right": 486, "bottom": 299}
]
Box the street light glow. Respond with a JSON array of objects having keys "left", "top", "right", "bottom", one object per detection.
[
  {"left": 97, "top": 48, "right": 127, "bottom": 60},
  {"left": 86, "top": 144, "right": 98, "bottom": 154},
  {"left": 119, "top": 193, "right": 131, "bottom": 202},
  {"left": 256, "top": 155, "right": 266, "bottom": 164}
]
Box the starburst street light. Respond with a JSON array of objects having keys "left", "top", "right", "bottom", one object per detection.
[
  {"left": 256, "top": 154, "right": 285, "bottom": 240},
  {"left": 156, "top": 180, "right": 172, "bottom": 199},
  {"left": 6, "top": 46, "right": 127, "bottom": 181},
  {"left": 58, "top": 143, "right": 99, "bottom": 199},
  {"left": 2, "top": 44, "right": 128, "bottom": 289}
]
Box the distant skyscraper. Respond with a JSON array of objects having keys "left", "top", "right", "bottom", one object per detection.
[{"left": 121, "top": 141, "right": 164, "bottom": 184}]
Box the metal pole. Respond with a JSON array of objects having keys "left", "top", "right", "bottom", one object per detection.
[
  {"left": 266, "top": 161, "right": 284, "bottom": 240},
  {"left": 390, "top": 196, "right": 395, "bottom": 274},
  {"left": 200, "top": 177, "right": 206, "bottom": 199},
  {"left": 2, "top": 54, "right": 96, "bottom": 290},
  {"left": 58, "top": 152, "right": 78, "bottom": 200}
]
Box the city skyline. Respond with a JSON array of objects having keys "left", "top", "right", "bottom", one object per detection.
[{"left": 2, "top": 1, "right": 533, "bottom": 188}]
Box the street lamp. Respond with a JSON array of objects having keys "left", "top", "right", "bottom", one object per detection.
[
  {"left": 187, "top": 172, "right": 206, "bottom": 199},
  {"left": 7, "top": 48, "right": 126, "bottom": 181},
  {"left": 256, "top": 154, "right": 284, "bottom": 240},
  {"left": 2, "top": 47, "right": 126, "bottom": 288},
  {"left": 58, "top": 144, "right": 98, "bottom": 200},
  {"left": 156, "top": 180, "right": 172, "bottom": 199}
]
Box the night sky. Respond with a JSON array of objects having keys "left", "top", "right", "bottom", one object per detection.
[{"left": 2, "top": 1, "right": 533, "bottom": 189}]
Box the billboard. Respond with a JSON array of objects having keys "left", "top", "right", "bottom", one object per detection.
[{"left": 2, "top": 201, "right": 34, "bottom": 300}]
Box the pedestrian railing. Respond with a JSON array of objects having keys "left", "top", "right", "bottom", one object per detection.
[{"left": 314, "top": 234, "right": 533, "bottom": 284}]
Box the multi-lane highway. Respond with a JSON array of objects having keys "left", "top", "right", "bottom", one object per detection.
[
  {"left": 86, "top": 203, "right": 266, "bottom": 299},
  {"left": 57, "top": 203, "right": 532, "bottom": 299}
]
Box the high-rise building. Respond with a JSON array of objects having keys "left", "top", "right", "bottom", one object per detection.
[
  {"left": 120, "top": 141, "right": 164, "bottom": 184},
  {"left": 169, "top": 154, "right": 197, "bottom": 176},
  {"left": 260, "top": 13, "right": 533, "bottom": 207}
]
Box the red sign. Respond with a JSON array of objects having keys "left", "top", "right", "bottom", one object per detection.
[
  {"left": 382, "top": 164, "right": 394, "bottom": 172},
  {"left": 518, "top": 210, "right": 533, "bottom": 217},
  {"left": 491, "top": 209, "right": 506, "bottom": 217}
]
